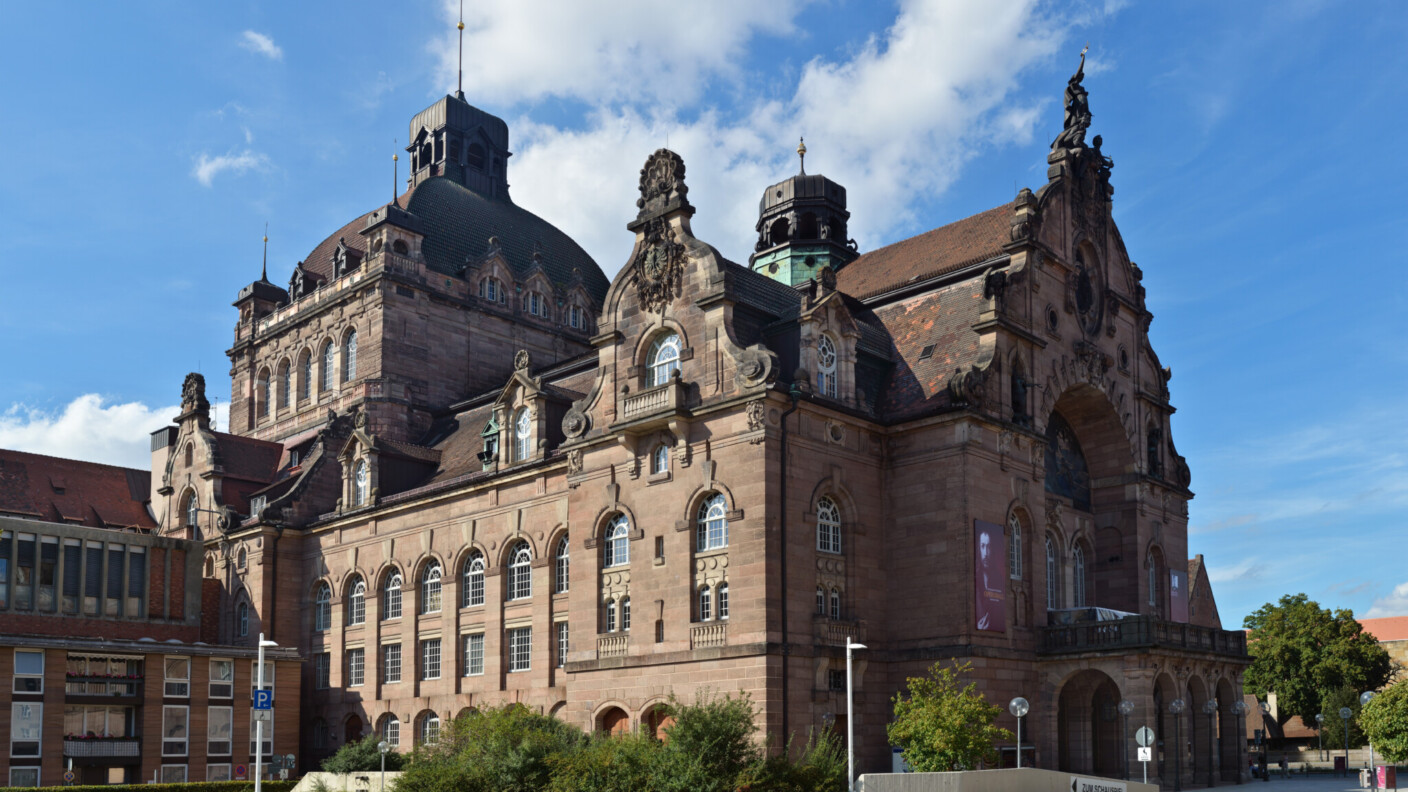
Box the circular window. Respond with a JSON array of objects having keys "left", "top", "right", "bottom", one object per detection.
[
  {"left": 1046, "top": 306, "right": 1059, "bottom": 333},
  {"left": 776, "top": 190, "right": 783, "bottom": 198},
  {"left": 1118, "top": 346, "right": 1130, "bottom": 370}
]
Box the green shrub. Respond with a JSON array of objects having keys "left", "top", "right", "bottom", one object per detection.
[
  {"left": 322, "top": 734, "right": 408, "bottom": 773},
  {"left": 545, "top": 731, "right": 660, "bottom": 792},
  {"left": 653, "top": 691, "right": 761, "bottom": 792},
  {"left": 0, "top": 783, "right": 296, "bottom": 792},
  {"left": 395, "top": 703, "right": 584, "bottom": 792}
]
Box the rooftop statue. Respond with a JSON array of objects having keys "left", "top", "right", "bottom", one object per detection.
[{"left": 1052, "top": 47, "right": 1091, "bottom": 152}]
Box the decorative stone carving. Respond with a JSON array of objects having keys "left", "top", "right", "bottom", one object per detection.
[
  {"left": 1009, "top": 187, "right": 1037, "bottom": 244},
  {"left": 745, "top": 400, "right": 766, "bottom": 441},
  {"left": 632, "top": 149, "right": 692, "bottom": 224},
  {"left": 514, "top": 349, "right": 531, "bottom": 372},
  {"left": 562, "top": 407, "right": 589, "bottom": 439},
  {"left": 947, "top": 365, "right": 988, "bottom": 408},
  {"left": 181, "top": 372, "right": 209, "bottom": 417},
  {"left": 1051, "top": 49, "right": 1091, "bottom": 153},
  {"left": 631, "top": 217, "right": 686, "bottom": 314},
  {"left": 566, "top": 449, "right": 583, "bottom": 476},
  {"left": 354, "top": 409, "right": 368, "bottom": 429},
  {"left": 734, "top": 345, "right": 777, "bottom": 390}
]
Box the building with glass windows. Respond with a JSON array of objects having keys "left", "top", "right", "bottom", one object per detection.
[{"left": 152, "top": 59, "right": 1249, "bottom": 786}]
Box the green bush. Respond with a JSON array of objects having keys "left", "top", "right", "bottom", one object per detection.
[
  {"left": 322, "top": 735, "right": 408, "bottom": 773},
  {"left": 1361, "top": 680, "right": 1408, "bottom": 763},
  {"left": 652, "top": 692, "right": 762, "bottom": 792},
  {"left": 395, "top": 703, "right": 584, "bottom": 792},
  {"left": 545, "top": 731, "right": 660, "bottom": 792},
  {"left": 0, "top": 783, "right": 296, "bottom": 792}
]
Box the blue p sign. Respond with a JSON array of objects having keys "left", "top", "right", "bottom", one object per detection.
[{"left": 254, "top": 689, "right": 273, "bottom": 710}]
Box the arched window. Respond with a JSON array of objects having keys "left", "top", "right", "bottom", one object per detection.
[
  {"left": 507, "top": 542, "right": 532, "bottom": 601},
  {"left": 817, "top": 335, "right": 838, "bottom": 398},
  {"left": 467, "top": 143, "right": 486, "bottom": 170},
  {"left": 184, "top": 492, "right": 199, "bottom": 528},
  {"left": 298, "top": 350, "right": 312, "bottom": 402},
  {"left": 392, "top": 239, "right": 409, "bottom": 255},
  {"left": 1046, "top": 537, "right": 1058, "bottom": 609},
  {"left": 569, "top": 304, "right": 585, "bottom": 330},
  {"left": 514, "top": 407, "right": 532, "bottom": 462},
  {"left": 380, "top": 715, "right": 400, "bottom": 748},
  {"left": 1147, "top": 550, "right": 1158, "bottom": 608},
  {"left": 696, "top": 493, "right": 728, "bottom": 551},
  {"left": 313, "top": 582, "right": 332, "bottom": 631},
  {"left": 698, "top": 586, "right": 712, "bottom": 621},
  {"left": 816, "top": 496, "right": 841, "bottom": 554},
  {"left": 322, "top": 340, "right": 336, "bottom": 392},
  {"left": 420, "top": 562, "right": 442, "bottom": 614},
  {"left": 237, "top": 600, "right": 249, "bottom": 637},
  {"left": 480, "top": 277, "right": 503, "bottom": 303},
  {"left": 277, "top": 360, "right": 291, "bottom": 410},
  {"left": 382, "top": 572, "right": 403, "bottom": 620},
  {"left": 354, "top": 460, "right": 369, "bottom": 506},
  {"left": 525, "top": 291, "right": 545, "bottom": 317},
  {"left": 1072, "top": 545, "right": 1087, "bottom": 607},
  {"left": 829, "top": 588, "right": 842, "bottom": 620},
  {"left": 347, "top": 577, "right": 366, "bottom": 626},
  {"left": 605, "top": 599, "right": 617, "bottom": 632},
  {"left": 184, "top": 443, "right": 193, "bottom": 467},
  {"left": 462, "top": 552, "right": 485, "bottom": 607},
  {"left": 718, "top": 583, "right": 729, "bottom": 620},
  {"left": 647, "top": 332, "right": 682, "bottom": 386},
  {"left": 343, "top": 330, "right": 358, "bottom": 382},
  {"left": 621, "top": 596, "right": 631, "bottom": 631},
  {"left": 554, "top": 536, "right": 569, "bottom": 594},
  {"left": 236, "top": 547, "right": 247, "bottom": 570},
  {"left": 257, "top": 368, "right": 271, "bottom": 417},
  {"left": 1008, "top": 513, "right": 1023, "bottom": 580},
  {"left": 418, "top": 713, "right": 440, "bottom": 745},
  {"left": 816, "top": 587, "right": 826, "bottom": 615},
  {"left": 604, "top": 515, "right": 630, "bottom": 568},
  {"left": 651, "top": 444, "right": 669, "bottom": 475}
]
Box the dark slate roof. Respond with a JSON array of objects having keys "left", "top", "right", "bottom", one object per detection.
[
  {"left": 211, "top": 432, "right": 284, "bottom": 484},
  {"left": 728, "top": 260, "right": 802, "bottom": 319},
  {"left": 0, "top": 449, "right": 155, "bottom": 529},
  {"left": 407, "top": 178, "right": 608, "bottom": 299},
  {"left": 837, "top": 202, "right": 1012, "bottom": 301}
]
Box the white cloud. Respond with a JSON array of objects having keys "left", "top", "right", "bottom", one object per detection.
[
  {"left": 191, "top": 150, "right": 271, "bottom": 187},
  {"left": 1207, "top": 557, "right": 1267, "bottom": 585},
  {"left": 502, "top": 0, "right": 1074, "bottom": 273},
  {"left": 0, "top": 395, "right": 228, "bottom": 471},
  {"left": 239, "top": 30, "right": 283, "bottom": 61},
  {"left": 1365, "top": 581, "right": 1408, "bottom": 618}
]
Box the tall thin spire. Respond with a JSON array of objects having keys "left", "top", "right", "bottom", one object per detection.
[
  {"left": 456, "top": 0, "right": 466, "bottom": 100},
  {"left": 392, "top": 141, "right": 400, "bottom": 208},
  {"left": 797, "top": 137, "right": 807, "bottom": 175},
  {"left": 260, "top": 223, "right": 269, "bottom": 282}
]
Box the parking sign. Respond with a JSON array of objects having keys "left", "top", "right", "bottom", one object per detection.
[{"left": 254, "top": 689, "right": 273, "bottom": 710}]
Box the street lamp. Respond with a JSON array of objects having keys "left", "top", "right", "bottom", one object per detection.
[
  {"left": 1118, "top": 699, "right": 1135, "bottom": 781},
  {"left": 1361, "top": 691, "right": 1377, "bottom": 789},
  {"left": 254, "top": 634, "right": 279, "bottom": 792},
  {"left": 1170, "top": 698, "right": 1186, "bottom": 792},
  {"left": 1009, "top": 697, "right": 1029, "bottom": 769},
  {"left": 846, "top": 639, "right": 866, "bottom": 792},
  {"left": 1258, "top": 700, "right": 1271, "bottom": 783},
  {"left": 1315, "top": 714, "right": 1324, "bottom": 762},
  {"left": 1230, "top": 701, "right": 1247, "bottom": 785},
  {"left": 1204, "top": 698, "right": 1219, "bottom": 788},
  {"left": 378, "top": 739, "right": 390, "bottom": 792},
  {"left": 1339, "top": 706, "right": 1353, "bottom": 778}
]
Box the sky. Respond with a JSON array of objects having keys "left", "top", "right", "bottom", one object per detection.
[{"left": 0, "top": 0, "right": 1404, "bottom": 628}]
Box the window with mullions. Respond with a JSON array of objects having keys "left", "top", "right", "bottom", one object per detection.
[
  {"left": 1046, "top": 537, "right": 1059, "bottom": 609},
  {"left": 514, "top": 408, "right": 532, "bottom": 461},
  {"left": 207, "top": 707, "right": 233, "bottom": 756},
  {"left": 622, "top": 597, "right": 631, "bottom": 632},
  {"left": 314, "top": 653, "right": 330, "bottom": 689},
  {"left": 696, "top": 493, "right": 728, "bottom": 551},
  {"left": 237, "top": 600, "right": 250, "bottom": 637},
  {"left": 829, "top": 588, "right": 841, "bottom": 620},
  {"left": 299, "top": 351, "right": 312, "bottom": 402},
  {"left": 462, "top": 552, "right": 485, "bottom": 607},
  {"left": 605, "top": 599, "right": 616, "bottom": 633},
  {"left": 354, "top": 460, "right": 370, "bottom": 506},
  {"left": 647, "top": 333, "right": 682, "bottom": 386},
  {"left": 13, "top": 650, "right": 43, "bottom": 693},
  {"left": 420, "top": 562, "right": 443, "bottom": 614},
  {"left": 9, "top": 703, "right": 41, "bottom": 757},
  {"left": 463, "top": 634, "right": 484, "bottom": 676},
  {"left": 382, "top": 644, "right": 402, "bottom": 684},
  {"left": 815, "top": 587, "right": 826, "bottom": 616},
  {"left": 604, "top": 515, "right": 630, "bottom": 568},
  {"left": 526, "top": 292, "right": 546, "bottom": 317},
  {"left": 698, "top": 586, "right": 712, "bottom": 621},
  {"left": 421, "top": 639, "right": 441, "bottom": 681},
  {"left": 651, "top": 444, "right": 669, "bottom": 475},
  {"left": 554, "top": 536, "right": 569, "bottom": 594},
  {"left": 164, "top": 657, "right": 189, "bottom": 698},
  {"left": 816, "top": 497, "right": 842, "bottom": 554},
  {"left": 209, "top": 659, "right": 234, "bottom": 699},
  {"left": 508, "top": 627, "right": 532, "bottom": 672},
  {"left": 507, "top": 543, "right": 532, "bottom": 601},
  {"left": 816, "top": 334, "right": 838, "bottom": 398},
  {"left": 1073, "top": 545, "right": 1087, "bottom": 608},
  {"left": 380, "top": 715, "right": 400, "bottom": 748},
  {"left": 1008, "top": 513, "right": 1023, "bottom": 580},
  {"left": 161, "top": 705, "right": 188, "bottom": 756},
  {"left": 322, "top": 340, "right": 336, "bottom": 392},
  {"left": 419, "top": 713, "right": 440, "bottom": 745},
  {"left": 313, "top": 582, "right": 332, "bottom": 631},
  {"left": 347, "top": 577, "right": 366, "bottom": 625},
  {"left": 9, "top": 768, "right": 39, "bottom": 788},
  {"left": 383, "top": 572, "right": 403, "bottom": 620},
  {"left": 343, "top": 330, "right": 358, "bottom": 382},
  {"left": 718, "top": 583, "right": 729, "bottom": 619},
  {"left": 556, "top": 622, "right": 569, "bottom": 668},
  {"left": 347, "top": 648, "right": 365, "bottom": 687}
]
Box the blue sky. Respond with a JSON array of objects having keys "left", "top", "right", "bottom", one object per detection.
[{"left": 0, "top": 1, "right": 1404, "bottom": 627}]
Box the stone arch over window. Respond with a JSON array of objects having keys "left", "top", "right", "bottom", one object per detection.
[
  {"left": 235, "top": 593, "right": 251, "bottom": 638},
  {"left": 419, "top": 559, "right": 443, "bottom": 614},
  {"left": 1071, "top": 542, "right": 1089, "bottom": 608},
  {"left": 345, "top": 574, "right": 366, "bottom": 625},
  {"left": 505, "top": 540, "right": 533, "bottom": 601},
  {"left": 602, "top": 513, "right": 630, "bottom": 568},
  {"left": 297, "top": 348, "right": 313, "bottom": 402},
  {"left": 553, "top": 534, "right": 570, "bottom": 594},
  {"left": 378, "top": 713, "right": 401, "bottom": 748},
  {"left": 353, "top": 458, "right": 370, "bottom": 506},
  {"left": 650, "top": 443, "right": 670, "bottom": 475},
  {"left": 829, "top": 587, "right": 842, "bottom": 620},
  {"left": 184, "top": 442, "right": 193, "bottom": 467},
  {"left": 342, "top": 328, "right": 358, "bottom": 383},
  {"left": 461, "top": 549, "right": 486, "bottom": 607},
  {"left": 645, "top": 330, "right": 683, "bottom": 386},
  {"left": 416, "top": 711, "right": 440, "bottom": 746},
  {"left": 479, "top": 275, "right": 506, "bottom": 303},
  {"left": 697, "top": 584, "right": 712, "bottom": 621},
  {"left": 313, "top": 580, "right": 332, "bottom": 631},
  {"left": 816, "top": 334, "right": 838, "bottom": 398},
  {"left": 1045, "top": 534, "right": 1060, "bottom": 610},
  {"left": 1007, "top": 507, "right": 1028, "bottom": 580},
  {"left": 180, "top": 488, "right": 199, "bottom": 530},
  {"left": 816, "top": 495, "right": 842, "bottom": 554},
  {"left": 321, "top": 338, "right": 337, "bottom": 393},
  {"left": 276, "top": 359, "right": 291, "bottom": 411},
  {"left": 512, "top": 406, "right": 532, "bottom": 462},
  {"left": 256, "top": 367, "right": 271, "bottom": 419},
  {"left": 768, "top": 217, "right": 789, "bottom": 246},
  {"left": 236, "top": 546, "right": 247, "bottom": 570},
  {"left": 815, "top": 586, "right": 826, "bottom": 615},
  {"left": 380, "top": 566, "right": 405, "bottom": 620},
  {"left": 695, "top": 492, "right": 728, "bottom": 552}
]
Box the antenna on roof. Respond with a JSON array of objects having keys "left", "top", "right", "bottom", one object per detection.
[
  {"left": 797, "top": 137, "right": 807, "bottom": 175},
  {"left": 261, "top": 223, "right": 269, "bottom": 282},
  {"left": 392, "top": 140, "right": 400, "bottom": 208},
  {"left": 456, "top": 0, "right": 466, "bottom": 100}
]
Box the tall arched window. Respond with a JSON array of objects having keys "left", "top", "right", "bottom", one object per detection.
[
  {"left": 418, "top": 713, "right": 440, "bottom": 745},
  {"left": 1045, "top": 537, "right": 1058, "bottom": 609},
  {"left": 647, "top": 332, "right": 682, "bottom": 386},
  {"left": 698, "top": 586, "right": 712, "bottom": 621},
  {"left": 1072, "top": 545, "right": 1086, "bottom": 607},
  {"left": 257, "top": 368, "right": 271, "bottom": 418},
  {"left": 604, "top": 515, "right": 630, "bottom": 568},
  {"left": 322, "top": 340, "right": 336, "bottom": 392},
  {"left": 299, "top": 350, "right": 312, "bottom": 402},
  {"left": 480, "top": 277, "right": 503, "bottom": 303},
  {"left": 277, "top": 360, "right": 291, "bottom": 410},
  {"left": 347, "top": 576, "right": 366, "bottom": 625},
  {"left": 462, "top": 552, "right": 485, "bottom": 607},
  {"left": 651, "top": 444, "right": 669, "bottom": 475},
  {"left": 1008, "top": 513, "right": 1023, "bottom": 580},
  {"left": 621, "top": 596, "right": 631, "bottom": 631},
  {"left": 420, "top": 562, "right": 442, "bottom": 614},
  {"left": 313, "top": 582, "right": 332, "bottom": 631},
  {"left": 382, "top": 572, "right": 403, "bottom": 620},
  {"left": 237, "top": 600, "right": 249, "bottom": 637},
  {"left": 829, "top": 587, "right": 842, "bottom": 620},
  {"left": 354, "top": 460, "right": 369, "bottom": 506},
  {"left": 507, "top": 543, "right": 532, "bottom": 601},
  {"left": 696, "top": 493, "right": 728, "bottom": 551},
  {"left": 816, "top": 496, "right": 841, "bottom": 554},
  {"left": 817, "top": 335, "right": 838, "bottom": 398},
  {"left": 605, "top": 599, "right": 617, "bottom": 632},
  {"left": 342, "top": 330, "right": 357, "bottom": 382},
  {"left": 816, "top": 587, "right": 826, "bottom": 615},
  {"left": 380, "top": 715, "right": 400, "bottom": 748},
  {"left": 718, "top": 583, "right": 729, "bottom": 619},
  {"left": 184, "top": 492, "right": 199, "bottom": 529},
  {"left": 554, "top": 536, "right": 569, "bottom": 594},
  {"left": 1147, "top": 550, "right": 1158, "bottom": 608},
  {"left": 514, "top": 408, "right": 532, "bottom": 461}
]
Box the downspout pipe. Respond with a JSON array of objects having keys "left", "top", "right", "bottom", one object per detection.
[{"left": 778, "top": 383, "right": 801, "bottom": 743}]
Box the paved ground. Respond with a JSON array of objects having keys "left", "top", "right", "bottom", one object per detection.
[{"left": 1178, "top": 775, "right": 1399, "bottom": 791}]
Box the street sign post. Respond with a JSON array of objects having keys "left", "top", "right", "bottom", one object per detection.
[
  {"left": 1135, "top": 727, "right": 1155, "bottom": 785},
  {"left": 254, "top": 689, "right": 273, "bottom": 710}
]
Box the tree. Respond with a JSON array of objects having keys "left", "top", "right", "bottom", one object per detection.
[
  {"left": 1243, "top": 594, "right": 1391, "bottom": 728},
  {"left": 1360, "top": 681, "right": 1408, "bottom": 764},
  {"left": 886, "top": 660, "right": 1012, "bottom": 772},
  {"left": 1321, "top": 686, "right": 1368, "bottom": 750},
  {"left": 321, "top": 735, "right": 407, "bottom": 773}
]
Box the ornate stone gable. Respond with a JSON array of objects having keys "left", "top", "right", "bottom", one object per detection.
[
  {"left": 629, "top": 148, "right": 693, "bottom": 228},
  {"left": 630, "top": 217, "right": 686, "bottom": 314}
]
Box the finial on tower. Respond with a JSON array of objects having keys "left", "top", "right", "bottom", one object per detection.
[
  {"left": 260, "top": 223, "right": 269, "bottom": 282},
  {"left": 392, "top": 141, "right": 400, "bottom": 208},
  {"left": 456, "top": 0, "right": 466, "bottom": 100},
  {"left": 797, "top": 137, "right": 807, "bottom": 175}
]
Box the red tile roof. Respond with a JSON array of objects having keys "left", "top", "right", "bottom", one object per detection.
[
  {"left": 1361, "top": 616, "right": 1408, "bottom": 642},
  {"left": 836, "top": 202, "right": 1012, "bottom": 301},
  {"left": 0, "top": 448, "right": 155, "bottom": 529},
  {"left": 211, "top": 432, "right": 284, "bottom": 483}
]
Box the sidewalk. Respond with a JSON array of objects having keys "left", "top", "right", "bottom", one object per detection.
[{"left": 1194, "top": 776, "right": 1399, "bottom": 791}]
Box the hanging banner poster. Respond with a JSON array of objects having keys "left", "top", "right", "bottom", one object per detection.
[
  {"left": 974, "top": 519, "right": 1007, "bottom": 632},
  {"left": 1169, "top": 569, "right": 1188, "bottom": 623}
]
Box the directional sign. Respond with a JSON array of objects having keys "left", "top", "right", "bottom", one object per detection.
[
  {"left": 254, "top": 689, "right": 273, "bottom": 710},
  {"left": 1135, "top": 726, "right": 1155, "bottom": 747},
  {"left": 1137, "top": 747, "right": 1153, "bottom": 762},
  {"left": 1070, "top": 776, "right": 1126, "bottom": 792}
]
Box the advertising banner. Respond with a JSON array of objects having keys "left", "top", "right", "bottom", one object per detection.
[
  {"left": 1169, "top": 569, "right": 1188, "bottom": 622},
  {"left": 974, "top": 519, "right": 1007, "bottom": 632}
]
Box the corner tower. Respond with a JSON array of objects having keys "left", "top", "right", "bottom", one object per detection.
[{"left": 749, "top": 139, "right": 857, "bottom": 286}]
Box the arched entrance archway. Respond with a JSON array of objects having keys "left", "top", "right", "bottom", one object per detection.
[
  {"left": 1188, "top": 676, "right": 1212, "bottom": 785},
  {"left": 642, "top": 705, "right": 675, "bottom": 742},
  {"left": 344, "top": 714, "right": 363, "bottom": 744},
  {"left": 1058, "top": 669, "right": 1123, "bottom": 777},
  {"left": 1153, "top": 673, "right": 1178, "bottom": 784},
  {"left": 597, "top": 706, "right": 630, "bottom": 735},
  {"left": 1217, "top": 678, "right": 1240, "bottom": 782}
]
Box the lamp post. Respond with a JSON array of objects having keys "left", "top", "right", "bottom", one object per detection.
[
  {"left": 1340, "top": 706, "right": 1353, "bottom": 778},
  {"left": 1170, "top": 698, "right": 1186, "bottom": 792},
  {"left": 1361, "top": 691, "right": 1377, "bottom": 789},
  {"left": 1258, "top": 700, "right": 1270, "bottom": 783},
  {"left": 378, "top": 739, "right": 389, "bottom": 792},
  {"left": 1315, "top": 714, "right": 1324, "bottom": 763},
  {"left": 1204, "top": 698, "right": 1219, "bottom": 788},
  {"left": 1118, "top": 699, "right": 1135, "bottom": 781},
  {"left": 254, "top": 634, "right": 279, "bottom": 792},
  {"left": 1009, "top": 697, "right": 1029, "bottom": 769},
  {"left": 846, "top": 638, "right": 866, "bottom": 792},
  {"left": 1230, "top": 701, "right": 1247, "bottom": 785}
]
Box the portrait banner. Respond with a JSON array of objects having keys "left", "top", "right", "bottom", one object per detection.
[{"left": 974, "top": 519, "right": 1007, "bottom": 632}]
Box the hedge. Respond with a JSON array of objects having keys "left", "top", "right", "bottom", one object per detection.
[{"left": 0, "top": 781, "right": 297, "bottom": 792}]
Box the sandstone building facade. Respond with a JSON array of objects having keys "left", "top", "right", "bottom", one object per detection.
[{"left": 155, "top": 60, "right": 1249, "bottom": 785}]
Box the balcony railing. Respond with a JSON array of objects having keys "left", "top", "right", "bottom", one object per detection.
[
  {"left": 65, "top": 678, "right": 142, "bottom": 698},
  {"left": 1038, "top": 615, "right": 1247, "bottom": 658},
  {"left": 816, "top": 620, "right": 866, "bottom": 647},
  {"left": 597, "top": 634, "right": 629, "bottom": 659},
  {"left": 619, "top": 379, "right": 686, "bottom": 424},
  {"left": 63, "top": 737, "right": 141, "bottom": 758},
  {"left": 690, "top": 622, "right": 727, "bottom": 649}
]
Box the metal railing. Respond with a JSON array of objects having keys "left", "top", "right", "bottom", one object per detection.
[
  {"left": 63, "top": 737, "right": 141, "bottom": 758},
  {"left": 1038, "top": 615, "right": 1247, "bottom": 657}
]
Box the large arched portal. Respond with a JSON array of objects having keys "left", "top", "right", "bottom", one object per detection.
[
  {"left": 597, "top": 706, "right": 630, "bottom": 735},
  {"left": 1057, "top": 669, "right": 1124, "bottom": 778},
  {"left": 1217, "top": 677, "right": 1240, "bottom": 783}
]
